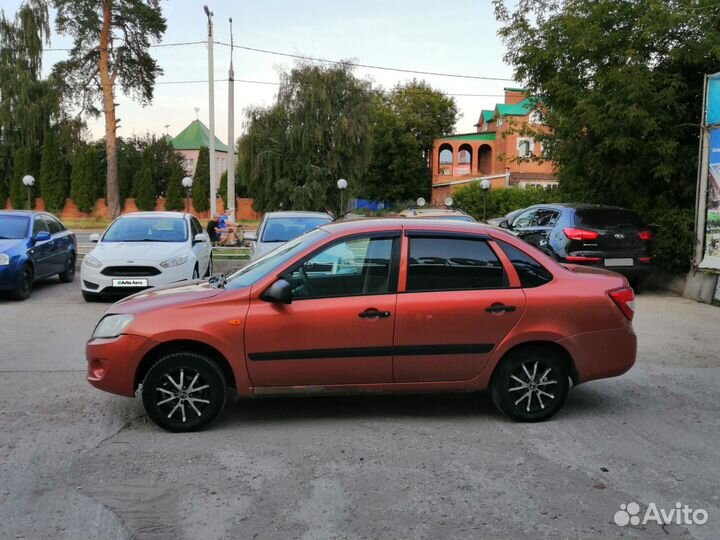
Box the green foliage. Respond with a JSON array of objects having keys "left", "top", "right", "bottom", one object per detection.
[
  {"left": 192, "top": 146, "right": 210, "bottom": 213},
  {"left": 164, "top": 160, "right": 185, "bottom": 212},
  {"left": 10, "top": 147, "right": 34, "bottom": 208},
  {"left": 218, "top": 170, "right": 228, "bottom": 204},
  {"left": 116, "top": 138, "right": 139, "bottom": 202},
  {"left": 493, "top": 0, "right": 720, "bottom": 273},
  {"left": 70, "top": 144, "right": 99, "bottom": 213},
  {"left": 135, "top": 167, "right": 156, "bottom": 211},
  {"left": 38, "top": 130, "right": 68, "bottom": 212},
  {"left": 454, "top": 184, "right": 561, "bottom": 220},
  {"left": 239, "top": 63, "right": 374, "bottom": 212}
]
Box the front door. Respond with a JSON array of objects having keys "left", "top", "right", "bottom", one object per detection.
[
  {"left": 29, "top": 216, "right": 53, "bottom": 278},
  {"left": 245, "top": 233, "right": 400, "bottom": 387},
  {"left": 393, "top": 234, "right": 526, "bottom": 382}
]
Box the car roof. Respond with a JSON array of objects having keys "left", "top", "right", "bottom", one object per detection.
[
  {"left": 526, "top": 203, "right": 634, "bottom": 212},
  {"left": 318, "top": 218, "right": 493, "bottom": 235},
  {"left": 399, "top": 208, "right": 469, "bottom": 217},
  {"left": 0, "top": 209, "right": 37, "bottom": 217},
  {"left": 265, "top": 211, "right": 332, "bottom": 219},
  {"left": 118, "top": 211, "right": 188, "bottom": 219}
]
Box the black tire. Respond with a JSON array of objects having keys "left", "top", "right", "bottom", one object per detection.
[
  {"left": 490, "top": 346, "right": 569, "bottom": 422},
  {"left": 12, "top": 264, "right": 33, "bottom": 300},
  {"left": 58, "top": 252, "right": 76, "bottom": 282},
  {"left": 204, "top": 254, "right": 213, "bottom": 278},
  {"left": 141, "top": 352, "right": 227, "bottom": 432},
  {"left": 192, "top": 264, "right": 199, "bottom": 280},
  {"left": 82, "top": 290, "right": 101, "bottom": 302}
]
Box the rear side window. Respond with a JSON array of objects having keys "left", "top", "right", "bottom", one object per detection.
[
  {"left": 496, "top": 240, "right": 553, "bottom": 288},
  {"left": 575, "top": 208, "right": 643, "bottom": 229},
  {"left": 407, "top": 237, "right": 507, "bottom": 292}
]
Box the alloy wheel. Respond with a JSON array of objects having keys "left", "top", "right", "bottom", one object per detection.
[
  {"left": 508, "top": 360, "right": 558, "bottom": 413},
  {"left": 153, "top": 368, "right": 212, "bottom": 424}
]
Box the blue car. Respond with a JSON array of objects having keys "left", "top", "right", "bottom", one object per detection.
[{"left": 0, "top": 210, "right": 77, "bottom": 300}]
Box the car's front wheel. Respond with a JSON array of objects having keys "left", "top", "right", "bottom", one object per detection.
[
  {"left": 490, "top": 346, "right": 569, "bottom": 422},
  {"left": 141, "top": 352, "right": 227, "bottom": 432}
]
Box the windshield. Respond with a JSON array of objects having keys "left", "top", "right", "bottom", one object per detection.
[
  {"left": 0, "top": 215, "right": 30, "bottom": 239},
  {"left": 225, "top": 228, "right": 328, "bottom": 290},
  {"left": 102, "top": 217, "right": 188, "bottom": 243},
  {"left": 261, "top": 216, "right": 331, "bottom": 243}
]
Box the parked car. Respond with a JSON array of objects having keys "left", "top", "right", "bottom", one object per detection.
[
  {"left": 86, "top": 218, "right": 637, "bottom": 432},
  {"left": 246, "top": 211, "right": 332, "bottom": 261},
  {"left": 80, "top": 212, "right": 212, "bottom": 301},
  {"left": 0, "top": 210, "right": 77, "bottom": 300},
  {"left": 499, "top": 203, "right": 653, "bottom": 289},
  {"left": 487, "top": 207, "right": 526, "bottom": 227},
  {"left": 398, "top": 206, "right": 476, "bottom": 222}
]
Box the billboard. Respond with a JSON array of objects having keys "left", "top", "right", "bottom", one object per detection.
[{"left": 698, "top": 74, "right": 720, "bottom": 271}]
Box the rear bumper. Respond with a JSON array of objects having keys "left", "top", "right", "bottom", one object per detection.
[{"left": 558, "top": 324, "right": 637, "bottom": 384}]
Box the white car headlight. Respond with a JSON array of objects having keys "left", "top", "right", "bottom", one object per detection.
[
  {"left": 0, "top": 253, "right": 9, "bottom": 266},
  {"left": 84, "top": 254, "right": 103, "bottom": 268},
  {"left": 92, "top": 315, "right": 134, "bottom": 339},
  {"left": 160, "top": 254, "right": 189, "bottom": 268}
]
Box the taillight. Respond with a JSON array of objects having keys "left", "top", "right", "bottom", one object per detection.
[
  {"left": 638, "top": 230, "right": 652, "bottom": 241},
  {"left": 608, "top": 287, "right": 635, "bottom": 320},
  {"left": 563, "top": 227, "right": 599, "bottom": 241},
  {"left": 565, "top": 255, "right": 601, "bottom": 262}
]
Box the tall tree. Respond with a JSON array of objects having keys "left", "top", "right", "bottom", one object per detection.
[
  {"left": 70, "top": 144, "right": 98, "bottom": 213},
  {"left": 238, "top": 63, "right": 374, "bottom": 212},
  {"left": 135, "top": 166, "right": 155, "bottom": 211},
  {"left": 164, "top": 160, "right": 185, "bottom": 211},
  {"left": 362, "top": 81, "right": 458, "bottom": 201},
  {"left": 493, "top": 0, "right": 720, "bottom": 272},
  {"left": 53, "top": 0, "right": 167, "bottom": 218},
  {"left": 192, "top": 146, "right": 210, "bottom": 213},
  {"left": 10, "top": 147, "right": 35, "bottom": 209},
  {"left": 38, "top": 129, "right": 68, "bottom": 212}
]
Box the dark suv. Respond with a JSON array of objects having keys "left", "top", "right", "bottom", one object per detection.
[{"left": 500, "top": 203, "right": 653, "bottom": 289}]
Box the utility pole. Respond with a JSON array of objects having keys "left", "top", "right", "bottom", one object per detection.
[
  {"left": 204, "top": 5, "right": 217, "bottom": 216},
  {"left": 227, "top": 17, "right": 236, "bottom": 222}
]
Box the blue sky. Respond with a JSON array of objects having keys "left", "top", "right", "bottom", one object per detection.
[{"left": 6, "top": 0, "right": 518, "bottom": 142}]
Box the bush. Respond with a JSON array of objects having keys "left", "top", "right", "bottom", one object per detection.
[
  {"left": 453, "top": 184, "right": 562, "bottom": 220},
  {"left": 639, "top": 207, "right": 694, "bottom": 275}
]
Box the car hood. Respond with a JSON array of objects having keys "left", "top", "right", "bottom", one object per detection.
[
  {"left": 90, "top": 241, "right": 186, "bottom": 264},
  {"left": 107, "top": 280, "right": 226, "bottom": 315},
  {"left": 0, "top": 238, "right": 26, "bottom": 254}
]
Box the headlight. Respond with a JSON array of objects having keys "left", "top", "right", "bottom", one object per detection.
[
  {"left": 160, "top": 254, "right": 188, "bottom": 268},
  {"left": 84, "top": 254, "right": 103, "bottom": 268},
  {"left": 92, "top": 315, "right": 134, "bottom": 339},
  {"left": 0, "top": 254, "right": 9, "bottom": 266}
]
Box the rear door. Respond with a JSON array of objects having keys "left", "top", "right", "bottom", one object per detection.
[
  {"left": 245, "top": 232, "right": 401, "bottom": 387},
  {"left": 393, "top": 232, "right": 526, "bottom": 383},
  {"left": 43, "top": 214, "right": 70, "bottom": 273}
]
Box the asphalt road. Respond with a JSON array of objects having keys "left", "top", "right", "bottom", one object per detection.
[{"left": 1, "top": 278, "right": 719, "bottom": 540}]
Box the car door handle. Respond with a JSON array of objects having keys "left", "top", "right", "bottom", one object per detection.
[
  {"left": 485, "top": 303, "right": 516, "bottom": 314},
  {"left": 359, "top": 308, "right": 391, "bottom": 319}
]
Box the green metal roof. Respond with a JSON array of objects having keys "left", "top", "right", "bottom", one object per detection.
[
  {"left": 496, "top": 97, "right": 535, "bottom": 117},
  {"left": 481, "top": 110, "right": 494, "bottom": 123},
  {"left": 171, "top": 120, "right": 229, "bottom": 152},
  {"left": 437, "top": 132, "right": 496, "bottom": 141}
]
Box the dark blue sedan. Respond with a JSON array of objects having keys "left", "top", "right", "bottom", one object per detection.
[{"left": 0, "top": 210, "right": 77, "bottom": 300}]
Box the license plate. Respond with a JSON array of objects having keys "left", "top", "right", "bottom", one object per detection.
[
  {"left": 604, "top": 258, "right": 634, "bottom": 267},
  {"left": 112, "top": 278, "right": 148, "bottom": 287}
]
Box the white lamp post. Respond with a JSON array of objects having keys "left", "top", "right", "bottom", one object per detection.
[
  {"left": 182, "top": 176, "right": 193, "bottom": 213},
  {"left": 337, "top": 178, "right": 348, "bottom": 217},
  {"left": 480, "top": 179, "right": 491, "bottom": 221},
  {"left": 22, "top": 175, "right": 35, "bottom": 210}
]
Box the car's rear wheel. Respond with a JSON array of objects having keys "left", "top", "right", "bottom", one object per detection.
[
  {"left": 58, "top": 253, "right": 76, "bottom": 282},
  {"left": 12, "top": 264, "right": 33, "bottom": 300},
  {"left": 490, "top": 346, "right": 569, "bottom": 422},
  {"left": 141, "top": 352, "right": 227, "bottom": 432}
]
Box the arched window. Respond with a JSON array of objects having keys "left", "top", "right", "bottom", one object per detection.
[
  {"left": 457, "top": 144, "right": 472, "bottom": 175},
  {"left": 438, "top": 144, "right": 453, "bottom": 175},
  {"left": 478, "top": 145, "right": 492, "bottom": 175}
]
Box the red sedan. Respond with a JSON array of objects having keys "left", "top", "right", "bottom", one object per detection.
[{"left": 86, "top": 219, "right": 636, "bottom": 432}]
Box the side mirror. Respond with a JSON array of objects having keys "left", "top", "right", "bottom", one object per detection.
[
  {"left": 194, "top": 232, "right": 209, "bottom": 244},
  {"left": 260, "top": 279, "right": 292, "bottom": 304},
  {"left": 244, "top": 231, "right": 257, "bottom": 242},
  {"left": 35, "top": 231, "right": 51, "bottom": 242},
  {"left": 499, "top": 220, "right": 510, "bottom": 229},
  {"left": 89, "top": 233, "right": 100, "bottom": 243}
]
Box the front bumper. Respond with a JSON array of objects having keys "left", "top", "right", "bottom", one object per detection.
[
  {"left": 86, "top": 333, "right": 159, "bottom": 396},
  {"left": 81, "top": 260, "right": 193, "bottom": 296},
  {"left": 0, "top": 262, "right": 22, "bottom": 292}
]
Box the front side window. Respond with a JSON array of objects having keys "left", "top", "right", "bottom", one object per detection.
[
  {"left": 102, "top": 217, "right": 188, "bottom": 243},
  {"left": 512, "top": 209, "right": 536, "bottom": 228},
  {"left": 33, "top": 216, "right": 48, "bottom": 236},
  {"left": 283, "top": 236, "right": 396, "bottom": 299},
  {"left": 43, "top": 215, "right": 63, "bottom": 234},
  {"left": 530, "top": 209, "right": 560, "bottom": 227},
  {"left": 191, "top": 218, "right": 202, "bottom": 237},
  {"left": 406, "top": 237, "right": 506, "bottom": 292}
]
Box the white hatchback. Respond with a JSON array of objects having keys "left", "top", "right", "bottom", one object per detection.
[{"left": 80, "top": 212, "right": 212, "bottom": 301}]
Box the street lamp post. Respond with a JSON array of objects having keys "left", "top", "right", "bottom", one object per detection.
[
  {"left": 204, "top": 4, "right": 217, "bottom": 217},
  {"left": 182, "top": 176, "right": 193, "bottom": 213},
  {"left": 480, "top": 179, "right": 491, "bottom": 222},
  {"left": 337, "top": 178, "right": 348, "bottom": 218},
  {"left": 22, "top": 175, "right": 35, "bottom": 210}
]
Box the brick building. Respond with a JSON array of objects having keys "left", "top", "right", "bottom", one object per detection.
[
  {"left": 430, "top": 88, "right": 557, "bottom": 204},
  {"left": 171, "top": 119, "right": 231, "bottom": 185}
]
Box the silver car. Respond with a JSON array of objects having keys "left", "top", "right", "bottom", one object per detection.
[{"left": 246, "top": 211, "right": 332, "bottom": 261}]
